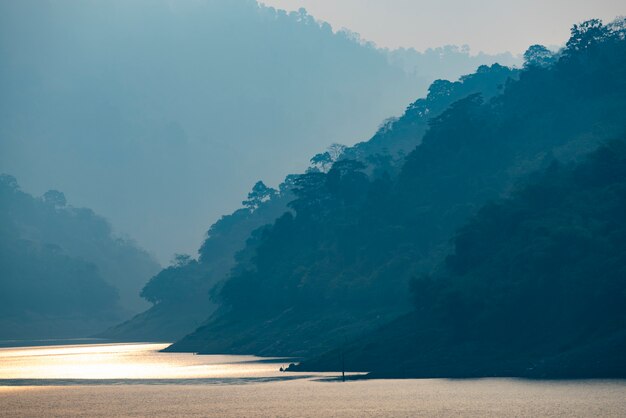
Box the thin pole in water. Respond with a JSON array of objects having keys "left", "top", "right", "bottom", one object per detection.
[{"left": 341, "top": 343, "right": 345, "bottom": 382}]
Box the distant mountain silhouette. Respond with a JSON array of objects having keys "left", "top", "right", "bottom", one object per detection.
[
  {"left": 0, "top": 175, "right": 159, "bottom": 339},
  {"left": 0, "top": 0, "right": 519, "bottom": 262}
]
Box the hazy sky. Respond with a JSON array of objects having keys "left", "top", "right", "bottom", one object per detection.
[{"left": 261, "top": 0, "right": 626, "bottom": 54}]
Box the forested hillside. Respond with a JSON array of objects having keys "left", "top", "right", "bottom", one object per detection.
[
  {"left": 345, "top": 63, "right": 517, "bottom": 160},
  {"left": 296, "top": 141, "right": 626, "bottom": 378},
  {"left": 106, "top": 62, "right": 518, "bottom": 342},
  {"left": 168, "top": 18, "right": 626, "bottom": 363},
  {"left": 100, "top": 182, "right": 292, "bottom": 341},
  {"left": 0, "top": 176, "right": 159, "bottom": 338}
]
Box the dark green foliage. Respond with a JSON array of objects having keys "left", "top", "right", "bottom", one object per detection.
[
  {"left": 566, "top": 19, "right": 610, "bottom": 52},
  {"left": 169, "top": 19, "right": 626, "bottom": 364},
  {"left": 118, "top": 49, "right": 521, "bottom": 344},
  {"left": 297, "top": 141, "right": 626, "bottom": 378},
  {"left": 523, "top": 45, "right": 555, "bottom": 68},
  {"left": 310, "top": 152, "right": 333, "bottom": 172},
  {"left": 438, "top": 141, "right": 626, "bottom": 344},
  {"left": 205, "top": 62, "right": 526, "bottom": 326},
  {"left": 217, "top": 157, "right": 403, "bottom": 317},
  {"left": 345, "top": 63, "right": 518, "bottom": 161},
  {"left": 242, "top": 182, "right": 277, "bottom": 210}
]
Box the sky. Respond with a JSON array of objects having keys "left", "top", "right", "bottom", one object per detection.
[{"left": 261, "top": 0, "right": 626, "bottom": 54}]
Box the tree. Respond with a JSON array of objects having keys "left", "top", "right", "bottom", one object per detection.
[
  {"left": 366, "top": 152, "right": 395, "bottom": 178},
  {"left": 328, "top": 159, "right": 366, "bottom": 177},
  {"left": 523, "top": 45, "right": 554, "bottom": 68},
  {"left": 310, "top": 152, "right": 333, "bottom": 172},
  {"left": 566, "top": 19, "right": 609, "bottom": 52},
  {"left": 310, "top": 144, "right": 348, "bottom": 172},
  {"left": 242, "top": 181, "right": 277, "bottom": 210},
  {"left": 287, "top": 172, "right": 329, "bottom": 215},
  {"left": 427, "top": 79, "right": 455, "bottom": 100},
  {"left": 608, "top": 17, "right": 626, "bottom": 40},
  {"left": 327, "top": 143, "right": 347, "bottom": 161},
  {"left": 279, "top": 174, "right": 300, "bottom": 194},
  {"left": 326, "top": 159, "right": 368, "bottom": 202}
]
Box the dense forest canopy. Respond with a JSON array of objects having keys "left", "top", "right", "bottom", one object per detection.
[
  {"left": 166, "top": 18, "right": 626, "bottom": 367},
  {"left": 297, "top": 140, "right": 626, "bottom": 378},
  {"left": 108, "top": 61, "right": 520, "bottom": 342}
]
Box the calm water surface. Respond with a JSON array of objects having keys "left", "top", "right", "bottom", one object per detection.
[
  {"left": 1, "top": 342, "right": 625, "bottom": 417},
  {"left": 0, "top": 342, "right": 305, "bottom": 383}
]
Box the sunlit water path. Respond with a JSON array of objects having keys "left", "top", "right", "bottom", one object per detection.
[
  {"left": 1, "top": 342, "right": 625, "bottom": 417},
  {"left": 0, "top": 342, "right": 316, "bottom": 385}
]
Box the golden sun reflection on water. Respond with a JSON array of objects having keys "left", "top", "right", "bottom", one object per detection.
[
  {"left": 1, "top": 343, "right": 626, "bottom": 417},
  {"left": 0, "top": 343, "right": 289, "bottom": 380}
]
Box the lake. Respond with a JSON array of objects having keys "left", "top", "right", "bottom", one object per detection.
[{"left": 1, "top": 342, "right": 625, "bottom": 417}]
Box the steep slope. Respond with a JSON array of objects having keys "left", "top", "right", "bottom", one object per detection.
[
  {"left": 168, "top": 18, "right": 626, "bottom": 357},
  {"left": 100, "top": 184, "right": 293, "bottom": 341},
  {"left": 105, "top": 64, "right": 517, "bottom": 342},
  {"left": 295, "top": 141, "right": 626, "bottom": 378},
  {"left": 345, "top": 63, "right": 517, "bottom": 160},
  {"left": 0, "top": 175, "right": 159, "bottom": 339}
]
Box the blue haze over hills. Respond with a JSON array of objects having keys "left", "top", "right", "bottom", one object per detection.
[
  {"left": 0, "top": 0, "right": 519, "bottom": 263},
  {"left": 1, "top": 0, "right": 625, "bottom": 380}
]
